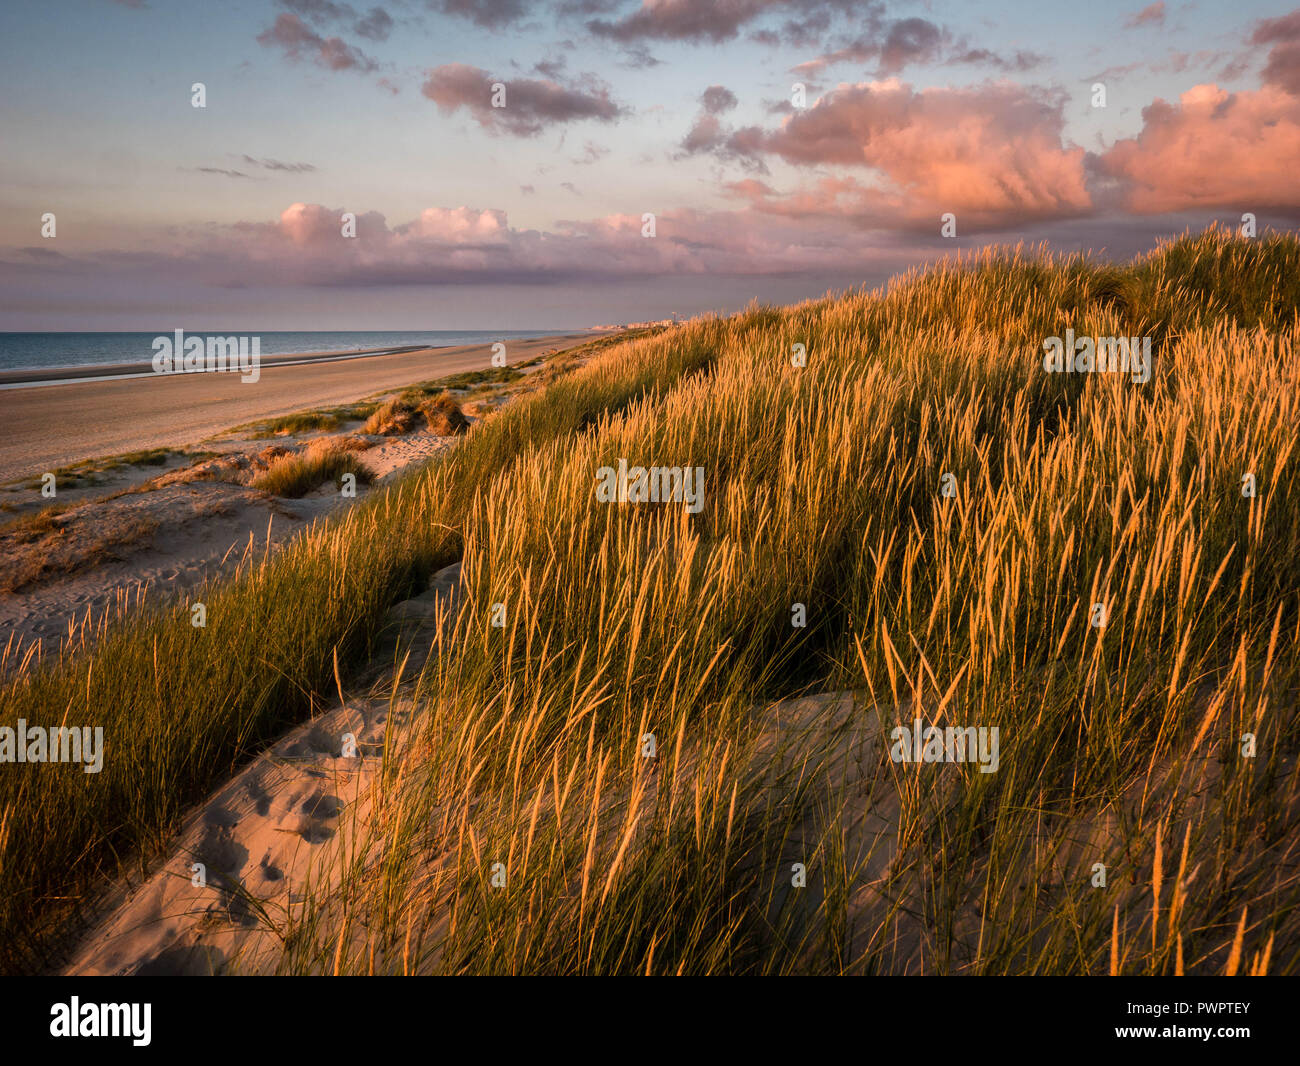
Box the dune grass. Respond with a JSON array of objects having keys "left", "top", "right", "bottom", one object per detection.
[
  {"left": 13, "top": 447, "right": 181, "bottom": 490},
  {"left": 249, "top": 447, "right": 376, "bottom": 499},
  {"left": 0, "top": 319, "right": 720, "bottom": 972},
  {"left": 2, "top": 502, "right": 74, "bottom": 543},
  {"left": 1, "top": 226, "right": 1297, "bottom": 975},
  {"left": 236, "top": 404, "right": 380, "bottom": 439},
  {"left": 362, "top": 398, "right": 422, "bottom": 436},
  {"left": 394, "top": 367, "right": 523, "bottom": 402},
  {"left": 419, "top": 393, "right": 469, "bottom": 436}
]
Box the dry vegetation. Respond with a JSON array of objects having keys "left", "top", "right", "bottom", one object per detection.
[
  {"left": 249, "top": 442, "right": 376, "bottom": 499},
  {"left": 0, "top": 503, "right": 160, "bottom": 593},
  {"left": 1, "top": 228, "right": 1297, "bottom": 975}
]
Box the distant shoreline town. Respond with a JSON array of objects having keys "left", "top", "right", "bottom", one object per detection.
[{"left": 589, "top": 319, "right": 682, "bottom": 330}]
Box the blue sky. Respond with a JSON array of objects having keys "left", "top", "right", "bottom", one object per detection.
[{"left": 1, "top": 0, "right": 1298, "bottom": 328}]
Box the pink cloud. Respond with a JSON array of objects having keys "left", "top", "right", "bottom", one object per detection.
[
  {"left": 1125, "top": 3, "right": 1165, "bottom": 29},
  {"left": 587, "top": 0, "right": 865, "bottom": 45},
  {"left": 742, "top": 80, "right": 1092, "bottom": 229},
  {"left": 6, "top": 198, "right": 957, "bottom": 292},
  {"left": 421, "top": 63, "right": 624, "bottom": 136},
  {"left": 257, "top": 13, "right": 377, "bottom": 72},
  {"left": 1098, "top": 84, "right": 1300, "bottom": 213},
  {"left": 1252, "top": 10, "right": 1300, "bottom": 96},
  {"left": 276, "top": 203, "right": 388, "bottom": 244},
  {"left": 405, "top": 206, "right": 511, "bottom": 243}
]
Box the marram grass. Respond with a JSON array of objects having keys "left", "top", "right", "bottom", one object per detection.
[{"left": 1, "top": 226, "right": 1297, "bottom": 975}]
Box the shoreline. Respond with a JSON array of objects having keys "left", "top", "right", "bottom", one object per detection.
[
  {"left": 0, "top": 343, "right": 437, "bottom": 388},
  {"left": 0, "top": 331, "right": 615, "bottom": 483}
]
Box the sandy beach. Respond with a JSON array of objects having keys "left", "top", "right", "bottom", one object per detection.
[{"left": 0, "top": 333, "right": 607, "bottom": 483}]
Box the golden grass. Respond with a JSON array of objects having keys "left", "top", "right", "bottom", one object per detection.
[
  {"left": 250, "top": 445, "right": 376, "bottom": 498},
  {"left": 419, "top": 394, "right": 469, "bottom": 436},
  {"left": 362, "top": 399, "right": 422, "bottom": 436},
  {"left": 1, "top": 226, "right": 1297, "bottom": 975}
]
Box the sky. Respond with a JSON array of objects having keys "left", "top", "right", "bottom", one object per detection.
[{"left": 1, "top": 0, "right": 1298, "bottom": 329}]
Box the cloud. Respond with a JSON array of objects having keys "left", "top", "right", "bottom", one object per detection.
[
  {"left": 354, "top": 6, "right": 394, "bottom": 40},
  {"left": 7, "top": 197, "right": 949, "bottom": 290},
  {"left": 1087, "top": 47, "right": 1241, "bottom": 84},
  {"left": 431, "top": 0, "right": 530, "bottom": 29},
  {"left": 573, "top": 140, "right": 610, "bottom": 163},
  {"left": 532, "top": 56, "right": 568, "bottom": 78},
  {"left": 587, "top": 0, "right": 875, "bottom": 46},
  {"left": 405, "top": 204, "right": 513, "bottom": 243},
  {"left": 557, "top": 0, "right": 621, "bottom": 12},
  {"left": 1124, "top": 3, "right": 1165, "bottom": 29},
  {"left": 677, "top": 115, "right": 768, "bottom": 172},
  {"left": 421, "top": 63, "right": 624, "bottom": 135},
  {"left": 240, "top": 155, "right": 318, "bottom": 173},
  {"left": 1097, "top": 83, "right": 1300, "bottom": 213},
  {"left": 10, "top": 192, "right": 1286, "bottom": 312},
  {"left": 792, "top": 38, "right": 876, "bottom": 76},
  {"left": 712, "top": 79, "right": 1093, "bottom": 229},
  {"left": 616, "top": 43, "right": 662, "bottom": 68},
  {"left": 877, "top": 18, "right": 941, "bottom": 74},
  {"left": 701, "top": 84, "right": 739, "bottom": 113},
  {"left": 1251, "top": 10, "right": 1300, "bottom": 96},
  {"left": 681, "top": 114, "right": 725, "bottom": 152},
  {"left": 793, "top": 18, "right": 1040, "bottom": 79},
  {"left": 274, "top": 0, "right": 395, "bottom": 42},
  {"left": 588, "top": 0, "right": 776, "bottom": 44},
  {"left": 257, "top": 13, "right": 378, "bottom": 72},
  {"left": 194, "top": 167, "right": 252, "bottom": 179},
  {"left": 277, "top": 202, "right": 359, "bottom": 243},
  {"left": 788, "top": 17, "right": 946, "bottom": 76},
  {"left": 678, "top": 84, "right": 765, "bottom": 169},
  {"left": 280, "top": 0, "right": 353, "bottom": 21},
  {"left": 946, "top": 47, "right": 1043, "bottom": 73}
]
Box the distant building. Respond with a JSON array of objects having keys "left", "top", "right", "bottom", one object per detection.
[{"left": 588, "top": 319, "right": 682, "bottom": 330}]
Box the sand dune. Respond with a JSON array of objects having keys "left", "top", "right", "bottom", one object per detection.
[{"left": 63, "top": 561, "right": 465, "bottom": 975}]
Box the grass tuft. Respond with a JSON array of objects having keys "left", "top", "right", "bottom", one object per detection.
[{"left": 250, "top": 446, "right": 376, "bottom": 498}]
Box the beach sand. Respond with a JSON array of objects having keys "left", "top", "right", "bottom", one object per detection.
[
  {"left": 0, "top": 330, "right": 612, "bottom": 657},
  {"left": 0, "top": 333, "right": 607, "bottom": 484}
]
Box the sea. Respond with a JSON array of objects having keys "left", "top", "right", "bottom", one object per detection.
[{"left": 0, "top": 331, "right": 574, "bottom": 375}]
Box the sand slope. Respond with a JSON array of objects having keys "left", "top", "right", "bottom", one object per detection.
[{"left": 63, "top": 562, "right": 465, "bottom": 976}]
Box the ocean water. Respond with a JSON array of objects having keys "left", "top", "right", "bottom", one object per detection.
[{"left": 0, "top": 330, "right": 573, "bottom": 374}]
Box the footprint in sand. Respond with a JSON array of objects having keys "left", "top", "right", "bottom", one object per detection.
[{"left": 296, "top": 790, "right": 343, "bottom": 844}]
